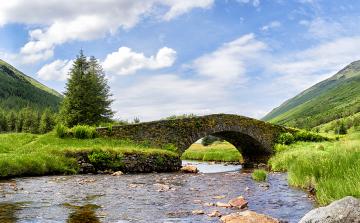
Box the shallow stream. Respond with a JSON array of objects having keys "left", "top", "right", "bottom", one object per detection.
[{"left": 0, "top": 161, "right": 314, "bottom": 223}]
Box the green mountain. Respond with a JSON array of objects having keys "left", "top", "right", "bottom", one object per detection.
[
  {"left": 263, "top": 60, "right": 360, "bottom": 129},
  {"left": 0, "top": 59, "right": 62, "bottom": 110}
]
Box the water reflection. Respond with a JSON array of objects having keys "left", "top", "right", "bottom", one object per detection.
[
  {"left": 65, "top": 204, "right": 101, "bottom": 223},
  {"left": 0, "top": 202, "right": 25, "bottom": 223}
]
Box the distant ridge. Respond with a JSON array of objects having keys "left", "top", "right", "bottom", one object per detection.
[
  {"left": 0, "top": 59, "right": 62, "bottom": 110},
  {"left": 263, "top": 60, "right": 360, "bottom": 129}
]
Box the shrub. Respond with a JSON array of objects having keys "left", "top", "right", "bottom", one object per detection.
[
  {"left": 71, "top": 125, "right": 97, "bottom": 139},
  {"left": 277, "top": 133, "right": 295, "bottom": 145},
  {"left": 55, "top": 124, "right": 69, "bottom": 138},
  {"left": 251, "top": 169, "right": 267, "bottom": 182},
  {"left": 274, "top": 144, "right": 288, "bottom": 153},
  {"left": 294, "top": 130, "right": 328, "bottom": 142},
  {"left": 335, "top": 122, "right": 347, "bottom": 135},
  {"left": 87, "top": 150, "right": 124, "bottom": 170}
]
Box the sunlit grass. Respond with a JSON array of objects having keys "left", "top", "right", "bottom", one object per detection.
[
  {"left": 269, "top": 131, "right": 360, "bottom": 205},
  {"left": 181, "top": 141, "right": 243, "bottom": 162},
  {"left": 0, "top": 132, "right": 178, "bottom": 178}
]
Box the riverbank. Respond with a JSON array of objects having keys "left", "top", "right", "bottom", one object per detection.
[
  {"left": 181, "top": 141, "right": 242, "bottom": 163},
  {"left": 269, "top": 130, "right": 360, "bottom": 205},
  {"left": 0, "top": 133, "right": 180, "bottom": 178}
]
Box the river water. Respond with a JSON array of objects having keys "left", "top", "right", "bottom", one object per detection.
[{"left": 0, "top": 161, "right": 314, "bottom": 223}]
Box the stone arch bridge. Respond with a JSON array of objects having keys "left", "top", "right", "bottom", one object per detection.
[{"left": 97, "top": 114, "right": 289, "bottom": 164}]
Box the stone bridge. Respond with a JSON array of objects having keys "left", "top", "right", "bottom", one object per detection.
[{"left": 97, "top": 114, "right": 288, "bottom": 164}]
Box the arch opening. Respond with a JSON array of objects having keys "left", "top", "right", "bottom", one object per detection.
[
  {"left": 180, "top": 130, "right": 272, "bottom": 165},
  {"left": 181, "top": 135, "right": 243, "bottom": 163}
]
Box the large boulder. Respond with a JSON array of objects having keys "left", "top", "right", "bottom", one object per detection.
[
  {"left": 299, "top": 196, "right": 360, "bottom": 223},
  {"left": 220, "top": 210, "right": 279, "bottom": 223}
]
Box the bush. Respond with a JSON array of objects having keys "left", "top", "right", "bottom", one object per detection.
[
  {"left": 277, "top": 133, "right": 295, "bottom": 145},
  {"left": 251, "top": 169, "right": 267, "bottom": 182},
  {"left": 87, "top": 150, "right": 124, "bottom": 170},
  {"left": 294, "top": 130, "right": 328, "bottom": 142},
  {"left": 335, "top": 122, "right": 347, "bottom": 135},
  {"left": 274, "top": 144, "right": 288, "bottom": 153},
  {"left": 55, "top": 124, "right": 69, "bottom": 138},
  {"left": 71, "top": 125, "right": 97, "bottom": 139}
]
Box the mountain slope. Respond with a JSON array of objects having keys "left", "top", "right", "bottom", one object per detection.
[
  {"left": 263, "top": 60, "right": 360, "bottom": 128},
  {"left": 0, "top": 59, "right": 62, "bottom": 110}
]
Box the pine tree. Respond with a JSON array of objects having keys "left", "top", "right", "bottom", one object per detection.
[
  {"left": 7, "top": 111, "right": 16, "bottom": 132},
  {"left": 60, "top": 51, "right": 113, "bottom": 127},
  {"left": 0, "top": 110, "right": 7, "bottom": 132},
  {"left": 40, "top": 108, "right": 55, "bottom": 133}
]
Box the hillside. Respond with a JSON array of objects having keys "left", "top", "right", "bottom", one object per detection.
[
  {"left": 263, "top": 60, "right": 360, "bottom": 129},
  {"left": 0, "top": 59, "right": 62, "bottom": 110}
]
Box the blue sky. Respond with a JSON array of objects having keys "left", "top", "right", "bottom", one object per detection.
[{"left": 1, "top": 0, "right": 360, "bottom": 121}]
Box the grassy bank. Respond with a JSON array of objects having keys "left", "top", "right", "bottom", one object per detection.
[
  {"left": 269, "top": 130, "right": 360, "bottom": 205},
  {"left": 181, "top": 141, "right": 242, "bottom": 162},
  {"left": 0, "top": 133, "right": 179, "bottom": 178}
]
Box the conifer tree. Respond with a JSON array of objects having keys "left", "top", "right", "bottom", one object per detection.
[
  {"left": 7, "top": 111, "right": 16, "bottom": 132},
  {"left": 60, "top": 51, "right": 113, "bottom": 127},
  {"left": 40, "top": 108, "right": 55, "bottom": 133}
]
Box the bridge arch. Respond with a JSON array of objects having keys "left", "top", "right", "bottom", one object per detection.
[{"left": 97, "top": 114, "right": 287, "bottom": 165}]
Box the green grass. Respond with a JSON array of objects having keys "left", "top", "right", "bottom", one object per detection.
[
  {"left": 251, "top": 169, "right": 267, "bottom": 181},
  {"left": 0, "top": 132, "right": 178, "bottom": 178},
  {"left": 181, "top": 141, "right": 242, "bottom": 162},
  {"left": 269, "top": 131, "right": 360, "bottom": 205}
]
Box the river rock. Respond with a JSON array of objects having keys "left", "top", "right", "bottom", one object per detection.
[
  {"left": 180, "top": 165, "right": 199, "bottom": 173},
  {"left": 111, "top": 171, "right": 124, "bottom": 176},
  {"left": 229, "top": 196, "right": 248, "bottom": 209},
  {"left": 192, "top": 210, "right": 205, "bottom": 215},
  {"left": 216, "top": 202, "right": 232, "bottom": 208},
  {"left": 208, "top": 210, "right": 222, "bottom": 217},
  {"left": 299, "top": 196, "right": 360, "bottom": 223},
  {"left": 220, "top": 210, "right": 280, "bottom": 223}
]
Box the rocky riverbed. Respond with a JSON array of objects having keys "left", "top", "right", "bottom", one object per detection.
[{"left": 0, "top": 162, "right": 315, "bottom": 223}]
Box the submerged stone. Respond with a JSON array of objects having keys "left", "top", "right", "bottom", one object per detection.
[{"left": 220, "top": 210, "right": 279, "bottom": 223}]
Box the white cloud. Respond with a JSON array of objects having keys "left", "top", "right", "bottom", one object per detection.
[
  {"left": 261, "top": 21, "right": 281, "bottom": 31},
  {"left": 300, "top": 17, "right": 344, "bottom": 40},
  {"left": 110, "top": 34, "right": 269, "bottom": 120},
  {"left": 193, "top": 33, "right": 267, "bottom": 82},
  {"left": 237, "top": 0, "right": 260, "bottom": 7},
  {"left": 162, "top": 0, "right": 214, "bottom": 21},
  {"left": 262, "top": 36, "right": 360, "bottom": 100},
  {"left": 103, "top": 47, "right": 176, "bottom": 75},
  {"left": 0, "top": 0, "right": 213, "bottom": 63},
  {"left": 37, "top": 59, "right": 73, "bottom": 81}
]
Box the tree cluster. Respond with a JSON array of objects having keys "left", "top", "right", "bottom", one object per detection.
[{"left": 0, "top": 107, "right": 56, "bottom": 134}]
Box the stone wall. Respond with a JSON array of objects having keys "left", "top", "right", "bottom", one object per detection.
[{"left": 68, "top": 151, "right": 181, "bottom": 174}]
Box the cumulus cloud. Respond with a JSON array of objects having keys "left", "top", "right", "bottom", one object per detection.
[
  {"left": 261, "top": 21, "right": 281, "bottom": 31},
  {"left": 37, "top": 59, "right": 73, "bottom": 81},
  {"left": 110, "top": 34, "right": 269, "bottom": 120},
  {"left": 103, "top": 47, "right": 176, "bottom": 75},
  {"left": 0, "top": 0, "right": 213, "bottom": 63},
  {"left": 193, "top": 33, "right": 267, "bottom": 82},
  {"left": 263, "top": 36, "right": 360, "bottom": 97},
  {"left": 299, "top": 17, "right": 345, "bottom": 40}
]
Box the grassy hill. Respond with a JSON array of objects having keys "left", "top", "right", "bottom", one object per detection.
[
  {"left": 263, "top": 60, "right": 360, "bottom": 129},
  {"left": 0, "top": 59, "right": 62, "bottom": 110}
]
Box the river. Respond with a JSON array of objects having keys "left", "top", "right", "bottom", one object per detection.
[{"left": 0, "top": 161, "right": 314, "bottom": 223}]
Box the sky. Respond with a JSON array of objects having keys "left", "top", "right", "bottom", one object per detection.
[{"left": 1, "top": 0, "right": 360, "bottom": 121}]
